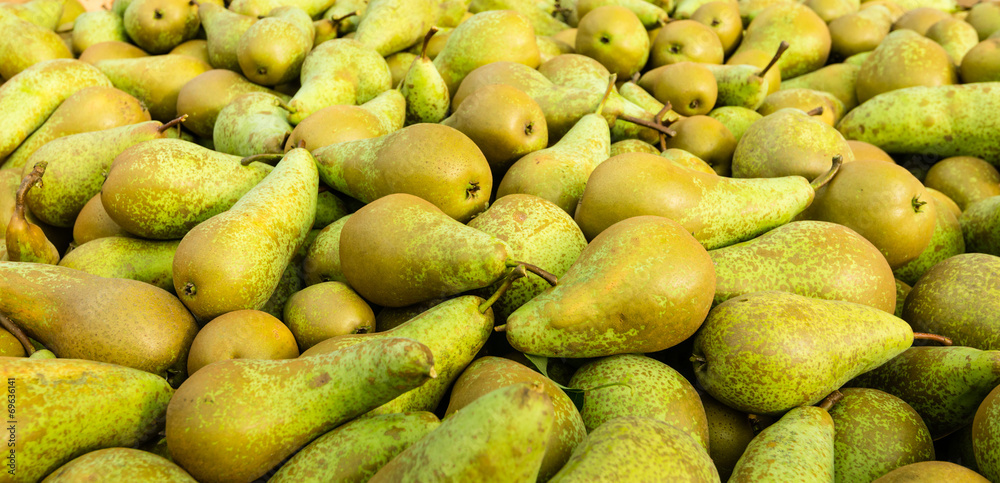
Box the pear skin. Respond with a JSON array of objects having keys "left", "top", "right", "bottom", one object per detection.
[
  {"left": 58, "top": 237, "right": 180, "bottom": 292},
  {"left": 729, "top": 406, "right": 835, "bottom": 482},
  {"left": 42, "top": 448, "right": 196, "bottom": 482}
]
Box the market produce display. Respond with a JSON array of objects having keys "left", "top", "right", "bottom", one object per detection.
[{"left": 2, "top": 0, "right": 1000, "bottom": 480}]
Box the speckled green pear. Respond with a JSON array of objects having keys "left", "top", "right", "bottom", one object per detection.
[
  {"left": 831, "top": 388, "right": 935, "bottom": 483},
  {"left": 873, "top": 461, "right": 990, "bottom": 482},
  {"left": 166, "top": 337, "right": 435, "bottom": 483},
  {"left": 42, "top": 448, "right": 196, "bottom": 482},
  {"left": 213, "top": 92, "right": 292, "bottom": 156},
  {"left": 893, "top": 198, "right": 966, "bottom": 285},
  {"left": 402, "top": 29, "right": 450, "bottom": 124},
  {"left": 570, "top": 354, "right": 709, "bottom": 450},
  {"left": 1, "top": 358, "right": 175, "bottom": 483},
  {"left": 370, "top": 383, "right": 553, "bottom": 483},
  {"left": 960, "top": 195, "right": 1000, "bottom": 255},
  {"left": 732, "top": 108, "right": 855, "bottom": 180},
  {"left": 710, "top": 220, "right": 896, "bottom": 312},
  {"left": 198, "top": 3, "right": 255, "bottom": 72},
  {"left": 95, "top": 54, "right": 211, "bottom": 122},
  {"left": 302, "top": 215, "right": 350, "bottom": 285},
  {"left": 0, "top": 9, "right": 72, "bottom": 80},
  {"left": 732, "top": 3, "right": 830, "bottom": 79},
  {"left": 270, "top": 412, "right": 441, "bottom": 483},
  {"left": 172, "top": 148, "right": 317, "bottom": 322},
  {"left": 781, "top": 63, "right": 860, "bottom": 111},
  {"left": 58, "top": 237, "right": 179, "bottom": 292},
  {"left": 301, "top": 295, "right": 493, "bottom": 415},
  {"left": 175, "top": 69, "right": 290, "bottom": 139},
  {"left": 692, "top": 291, "right": 914, "bottom": 415},
  {"left": 707, "top": 106, "right": 762, "bottom": 144},
  {"left": 548, "top": 416, "right": 720, "bottom": 482},
  {"left": 102, "top": 139, "right": 272, "bottom": 239},
  {"left": 703, "top": 64, "right": 770, "bottom": 110},
  {"left": 228, "top": 0, "right": 334, "bottom": 18},
  {"left": 237, "top": 6, "right": 313, "bottom": 87},
  {"left": 571, "top": 0, "right": 669, "bottom": 28},
  {"left": 433, "top": 10, "right": 541, "bottom": 95},
  {"left": 0, "top": 59, "right": 110, "bottom": 160},
  {"left": 288, "top": 39, "right": 392, "bottom": 124},
  {"left": 856, "top": 29, "right": 957, "bottom": 104},
  {"left": 506, "top": 216, "right": 716, "bottom": 358},
  {"left": 355, "top": 0, "right": 436, "bottom": 56},
  {"left": 0, "top": 0, "right": 64, "bottom": 30},
  {"left": 902, "top": 253, "right": 1000, "bottom": 350},
  {"left": 974, "top": 384, "right": 1000, "bottom": 481},
  {"left": 849, "top": 346, "right": 1000, "bottom": 440},
  {"left": 123, "top": 0, "right": 199, "bottom": 54},
  {"left": 70, "top": 10, "right": 129, "bottom": 55},
  {"left": 0, "top": 261, "right": 198, "bottom": 381},
  {"left": 470, "top": 0, "right": 570, "bottom": 36},
  {"left": 729, "top": 406, "right": 835, "bottom": 482}
]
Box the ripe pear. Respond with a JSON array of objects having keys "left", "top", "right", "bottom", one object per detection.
[
  {"left": 123, "top": 0, "right": 199, "bottom": 54},
  {"left": 354, "top": 0, "right": 436, "bottom": 56},
  {"left": 649, "top": 19, "right": 724, "bottom": 67},
  {"left": 639, "top": 62, "right": 718, "bottom": 116},
  {"left": 703, "top": 63, "right": 771, "bottom": 110},
  {"left": 402, "top": 28, "right": 450, "bottom": 124},
  {"left": 892, "top": 198, "right": 966, "bottom": 285},
  {"left": 707, "top": 105, "right": 762, "bottom": 143},
  {"left": 661, "top": 115, "right": 736, "bottom": 176},
  {"left": 169, "top": 39, "right": 209, "bottom": 63},
  {"left": 974, "top": 383, "right": 1000, "bottom": 481},
  {"left": 925, "top": 156, "right": 1000, "bottom": 210},
  {"left": 287, "top": 39, "right": 391, "bottom": 125},
  {"left": 610, "top": 138, "right": 659, "bottom": 156},
  {"left": 780, "top": 62, "right": 860, "bottom": 112},
  {"left": 733, "top": 107, "right": 854, "bottom": 180},
  {"left": 95, "top": 54, "right": 211, "bottom": 122},
  {"left": 961, "top": 38, "right": 1000, "bottom": 83},
  {"left": 186, "top": 310, "right": 299, "bottom": 375},
  {"left": 874, "top": 461, "right": 990, "bottom": 482},
  {"left": 175, "top": 69, "right": 290, "bottom": 139},
  {"left": 893, "top": 6, "right": 951, "bottom": 35},
  {"left": 6, "top": 163, "right": 60, "bottom": 264},
  {"left": 285, "top": 89, "right": 403, "bottom": 151},
  {"left": 283, "top": 281, "right": 375, "bottom": 350},
  {"left": 42, "top": 448, "right": 195, "bottom": 483},
  {"left": 729, "top": 405, "right": 836, "bottom": 482},
  {"left": 72, "top": 192, "right": 134, "bottom": 245},
  {"left": 302, "top": 215, "right": 349, "bottom": 285},
  {"left": 703, "top": 395, "right": 762, "bottom": 480},
  {"left": 856, "top": 29, "right": 957, "bottom": 103},
  {"left": 960, "top": 196, "right": 1000, "bottom": 256},
  {"left": 968, "top": 1, "right": 1000, "bottom": 40},
  {"left": 733, "top": 3, "right": 830, "bottom": 78},
  {"left": 71, "top": 10, "right": 129, "bottom": 55},
  {"left": 829, "top": 5, "right": 893, "bottom": 59},
  {"left": 213, "top": 92, "right": 292, "bottom": 156},
  {"left": 58, "top": 237, "right": 180, "bottom": 292},
  {"left": 757, "top": 88, "right": 845, "bottom": 126},
  {"left": 227, "top": 0, "right": 333, "bottom": 17},
  {"left": 433, "top": 10, "right": 541, "bottom": 95},
  {"left": 572, "top": 0, "right": 669, "bottom": 28},
  {"left": 237, "top": 6, "right": 313, "bottom": 87},
  {"left": 927, "top": 17, "right": 980, "bottom": 65},
  {"left": 0, "top": 9, "right": 72, "bottom": 80},
  {"left": 692, "top": 0, "right": 743, "bottom": 55},
  {"left": 1, "top": 0, "right": 64, "bottom": 30},
  {"left": 78, "top": 41, "right": 149, "bottom": 65},
  {"left": 575, "top": 6, "right": 649, "bottom": 78},
  {"left": 198, "top": 2, "right": 255, "bottom": 72}
]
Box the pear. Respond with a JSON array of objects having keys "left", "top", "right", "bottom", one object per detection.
[
  {"left": 692, "top": 0, "right": 743, "bottom": 55},
  {"left": 575, "top": 6, "right": 649, "bottom": 78},
  {"left": 354, "top": 0, "right": 436, "bottom": 56},
  {"left": 547, "top": 416, "right": 719, "bottom": 482},
  {"left": 287, "top": 38, "right": 392, "bottom": 124},
  {"left": 733, "top": 3, "right": 830, "bottom": 79},
  {"left": 3, "top": 85, "right": 149, "bottom": 170},
  {"left": 649, "top": 18, "right": 724, "bottom": 67},
  {"left": 611, "top": 138, "right": 659, "bottom": 156},
  {"left": 893, "top": 6, "right": 951, "bottom": 35},
  {"left": 283, "top": 281, "right": 375, "bottom": 350},
  {"left": 70, "top": 10, "right": 129, "bottom": 55},
  {"left": 433, "top": 10, "right": 541, "bottom": 95},
  {"left": 72, "top": 192, "right": 134, "bottom": 245},
  {"left": 175, "top": 69, "right": 291, "bottom": 139},
  {"left": 757, "top": 88, "right": 846, "bottom": 126},
  {"left": 269, "top": 412, "right": 441, "bottom": 483},
  {"left": 169, "top": 39, "right": 209, "bottom": 63},
  {"left": 0, "top": 9, "right": 72, "bottom": 80},
  {"left": 302, "top": 215, "right": 350, "bottom": 285},
  {"left": 469, "top": 0, "right": 569, "bottom": 35},
  {"left": 927, "top": 17, "right": 980, "bottom": 65},
  {"left": 402, "top": 28, "right": 450, "bottom": 124},
  {"left": 6, "top": 163, "right": 60, "bottom": 264},
  {"left": 729, "top": 405, "right": 836, "bottom": 482},
  {"left": 732, "top": 107, "right": 854, "bottom": 180},
  {"left": 186, "top": 309, "right": 299, "bottom": 375},
  {"left": 58, "top": 237, "right": 180, "bottom": 292},
  {"left": 198, "top": 3, "right": 255, "bottom": 72},
  {"left": 829, "top": 5, "right": 893, "bottom": 59},
  {"left": 662, "top": 115, "right": 737, "bottom": 176},
  {"left": 0, "top": 59, "right": 111, "bottom": 160},
  {"left": 780, "top": 62, "right": 860, "bottom": 112},
  {"left": 703, "top": 63, "right": 771, "bottom": 111},
  {"left": 961, "top": 196, "right": 1000, "bottom": 256},
  {"left": 0, "top": 327, "right": 26, "bottom": 357},
  {"left": 95, "top": 54, "right": 211, "bottom": 122},
  {"left": 902, "top": 253, "right": 1000, "bottom": 350},
  {"left": 213, "top": 92, "right": 292, "bottom": 156},
  {"left": 78, "top": 41, "right": 149, "bottom": 65},
  {"left": 43, "top": 448, "right": 194, "bottom": 482},
  {"left": 974, "top": 384, "right": 1000, "bottom": 481},
  {"left": 228, "top": 0, "right": 333, "bottom": 17},
  {"left": 313, "top": 123, "right": 491, "bottom": 223},
  {"left": 848, "top": 139, "right": 895, "bottom": 163},
  {"left": 831, "top": 388, "right": 936, "bottom": 482},
  {"left": 369, "top": 383, "right": 553, "bottom": 483},
  {"left": 692, "top": 291, "right": 915, "bottom": 415},
  {"left": 284, "top": 97, "right": 397, "bottom": 151},
  {"left": 172, "top": 148, "right": 317, "bottom": 322},
  {"left": 1, "top": 0, "right": 64, "bottom": 30},
  {"left": 856, "top": 29, "right": 957, "bottom": 104},
  {"left": 572, "top": 0, "right": 668, "bottom": 28},
  {"left": 924, "top": 156, "right": 1000, "bottom": 211},
  {"left": 639, "top": 62, "right": 718, "bottom": 117},
  {"left": 123, "top": 0, "right": 199, "bottom": 54},
  {"left": 874, "top": 461, "right": 990, "bottom": 482},
  {"left": 707, "top": 106, "right": 762, "bottom": 144},
  {"left": 711, "top": 220, "right": 896, "bottom": 312},
  {"left": 1, "top": 358, "right": 175, "bottom": 483},
  {"left": 661, "top": 148, "right": 718, "bottom": 174},
  {"left": 237, "top": 6, "right": 313, "bottom": 87},
  {"left": 505, "top": 215, "right": 715, "bottom": 357},
  {"left": 892, "top": 198, "right": 966, "bottom": 285},
  {"left": 703, "top": 395, "right": 761, "bottom": 480},
  {"left": 166, "top": 337, "right": 435, "bottom": 483},
  {"left": 961, "top": 38, "right": 1000, "bottom": 83}
]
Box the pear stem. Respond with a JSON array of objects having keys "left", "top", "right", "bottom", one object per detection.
[
  {"left": 15, "top": 162, "right": 47, "bottom": 222},
  {"left": 480, "top": 265, "right": 526, "bottom": 314},
  {"left": 758, "top": 40, "right": 789, "bottom": 78},
  {"left": 619, "top": 114, "right": 677, "bottom": 137},
  {"left": 655, "top": 102, "right": 674, "bottom": 151},
  {"left": 157, "top": 115, "right": 187, "bottom": 133},
  {"left": 494, "top": 324, "right": 507, "bottom": 333},
  {"left": 332, "top": 11, "right": 358, "bottom": 26},
  {"left": 240, "top": 153, "right": 284, "bottom": 166},
  {"left": 913, "top": 332, "right": 953, "bottom": 346},
  {"left": 690, "top": 355, "right": 706, "bottom": 363},
  {"left": 595, "top": 74, "right": 617, "bottom": 117},
  {"left": 275, "top": 98, "right": 295, "bottom": 113},
  {"left": 806, "top": 106, "right": 824, "bottom": 116},
  {"left": 817, "top": 390, "right": 844, "bottom": 411},
  {"left": 420, "top": 27, "right": 439, "bottom": 60},
  {"left": 0, "top": 313, "right": 35, "bottom": 356},
  {"left": 810, "top": 155, "right": 842, "bottom": 190},
  {"left": 507, "top": 260, "right": 558, "bottom": 286}
]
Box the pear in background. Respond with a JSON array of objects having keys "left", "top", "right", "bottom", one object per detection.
[
  {"left": 732, "top": 107, "right": 854, "bottom": 180},
  {"left": 892, "top": 198, "right": 965, "bottom": 285},
  {"left": 974, "top": 384, "right": 1000, "bottom": 481},
  {"left": 703, "top": 395, "right": 762, "bottom": 480},
  {"left": 855, "top": 29, "right": 957, "bottom": 104},
  {"left": 402, "top": 28, "right": 450, "bottom": 124},
  {"left": 757, "top": 88, "right": 845, "bottom": 126},
  {"left": 732, "top": 3, "right": 830, "bottom": 79},
  {"left": 874, "top": 461, "right": 990, "bottom": 482},
  {"left": 6, "top": 163, "right": 60, "bottom": 264},
  {"left": 829, "top": 5, "right": 893, "bottom": 59},
  {"left": 175, "top": 69, "right": 291, "bottom": 139},
  {"left": 283, "top": 281, "right": 375, "bottom": 351},
  {"left": 575, "top": 6, "right": 649, "bottom": 78},
  {"left": 707, "top": 106, "right": 762, "bottom": 144},
  {"left": 302, "top": 215, "right": 350, "bottom": 285},
  {"left": 78, "top": 41, "right": 149, "bottom": 65},
  {"left": 58, "top": 237, "right": 179, "bottom": 292},
  {"left": 730, "top": 404, "right": 836, "bottom": 482},
  {"left": 95, "top": 54, "right": 211, "bottom": 122},
  {"left": 238, "top": 6, "right": 314, "bottom": 87},
  {"left": 185, "top": 310, "right": 299, "bottom": 375},
  {"left": 354, "top": 0, "right": 436, "bottom": 56},
  {"left": 780, "top": 62, "right": 860, "bottom": 112},
  {"left": 213, "top": 92, "right": 293, "bottom": 156},
  {"left": 927, "top": 17, "right": 980, "bottom": 65},
  {"left": 960, "top": 196, "right": 1000, "bottom": 256},
  {"left": 661, "top": 115, "right": 737, "bottom": 176},
  {"left": 287, "top": 39, "right": 392, "bottom": 124},
  {"left": 42, "top": 448, "right": 195, "bottom": 483},
  {"left": 169, "top": 39, "right": 210, "bottom": 63},
  {"left": 285, "top": 91, "right": 401, "bottom": 151},
  {"left": 71, "top": 10, "right": 129, "bottom": 55},
  {"left": 1, "top": 0, "right": 64, "bottom": 30},
  {"left": 72, "top": 192, "right": 134, "bottom": 245},
  {"left": 123, "top": 0, "right": 199, "bottom": 54},
  {"left": 0, "top": 9, "right": 72, "bottom": 80},
  {"left": 433, "top": 10, "right": 540, "bottom": 95},
  {"left": 198, "top": 2, "right": 256, "bottom": 72},
  {"left": 924, "top": 156, "right": 1000, "bottom": 211}
]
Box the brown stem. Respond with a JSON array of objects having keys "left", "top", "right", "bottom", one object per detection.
[
  {"left": 15, "top": 162, "right": 47, "bottom": 222},
  {"left": 630, "top": 72, "right": 640, "bottom": 84},
  {"left": 420, "top": 27, "right": 439, "bottom": 60},
  {"left": 240, "top": 153, "right": 284, "bottom": 166},
  {"left": 0, "top": 313, "right": 35, "bottom": 356},
  {"left": 494, "top": 324, "right": 507, "bottom": 333},
  {"left": 806, "top": 106, "right": 824, "bottom": 116},
  {"left": 157, "top": 115, "right": 187, "bottom": 133},
  {"left": 619, "top": 114, "right": 677, "bottom": 137},
  {"left": 333, "top": 11, "right": 358, "bottom": 27},
  {"left": 480, "top": 265, "right": 526, "bottom": 314},
  {"left": 508, "top": 260, "right": 558, "bottom": 286},
  {"left": 817, "top": 390, "right": 844, "bottom": 411},
  {"left": 655, "top": 102, "right": 674, "bottom": 152},
  {"left": 758, "top": 41, "right": 789, "bottom": 78},
  {"left": 913, "top": 332, "right": 953, "bottom": 346},
  {"left": 275, "top": 98, "right": 295, "bottom": 113},
  {"left": 810, "top": 155, "right": 842, "bottom": 190},
  {"left": 595, "top": 74, "right": 617, "bottom": 116}
]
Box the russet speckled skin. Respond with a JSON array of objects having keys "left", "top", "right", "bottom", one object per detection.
[
  {"left": 848, "top": 346, "right": 1000, "bottom": 440},
  {"left": 0, "top": 59, "right": 110, "bottom": 160},
  {"left": 855, "top": 30, "right": 956, "bottom": 104},
  {"left": 960, "top": 195, "right": 1000, "bottom": 256},
  {"left": 570, "top": 354, "right": 709, "bottom": 451},
  {"left": 94, "top": 55, "right": 211, "bottom": 122},
  {"left": 445, "top": 356, "right": 587, "bottom": 482},
  {"left": 58, "top": 237, "right": 179, "bottom": 292},
  {"left": 732, "top": 108, "right": 854, "bottom": 181},
  {"left": 902, "top": 253, "right": 1000, "bottom": 350},
  {"left": 269, "top": 412, "right": 441, "bottom": 483},
  {"left": 892, "top": 198, "right": 966, "bottom": 285},
  {"left": 176, "top": 69, "right": 293, "bottom": 140},
  {"left": 370, "top": 383, "right": 553, "bottom": 483},
  {"left": 710, "top": 220, "right": 896, "bottom": 313},
  {"left": 733, "top": 3, "right": 830, "bottom": 79},
  {"left": 212, "top": 92, "right": 292, "bottom": 157},
  {"left": 433, "top": 11, "right": 540, "bottom": 96},
  {"left": 506, "top": 215, "right": 715, "bottom": 358},
  {"left": 693, "top": 291, "right": 913, "bottom": 416},
  {"left": 549, "top": 416, "right": 720, "bottom": 482},
  {"left": 42, "top": 448, "right": 195, "bottom": 482},
  {"left": 0, "top": 358, "right": 175, "bottom": 483},
  {"left": 355, "top": 0, "right": 436, "bottom": 57},
  {"left": 729, "top": 406, "right": 835, "bottom": 483},
  {"left": 165, "top": 337, "right": 436, "bottom": 483},
  {"left": 780, "top": 63, "right": 860, "bottom": 112},
  {"left": 831, "top": 388, "right": 935, "bottom": 483},
  {"left": 974, "top": 384, "right": 1000, "bottom": 481},
  {"left": 287, "top": 39, "right": 392, "bottom": 124}
]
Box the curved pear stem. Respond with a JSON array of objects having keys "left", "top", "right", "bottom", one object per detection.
[
  {"left": 806, "top": 106, "right": 824, "bottom": 117},
  {"left": 332, "top": 11, "right": 358, "bottom": 27},
  {"left": 507, "top": 260, "right": 558, "bottom": 286},
  {"left": 15, "top": 162, "right": 47, "bottom": 222},
  {"left": 655, "top": 102, "right": 674, "bottom": 151},
  {"left": 479, "top": 265, "right": 527, "bottom": 314},
  {"left": 758, "top": 41, "right": 789, "bottom": 78},
  {"left": 240, "top": 153, "right": 284, "bottom": 166},
  {"left": 494, "top": 324, "right": 507, "bottom": 333},
  {"left": 157, "top": 115, "right": 187, "bottom": 133},
  {"left": 817, "top": 390, "right": 844, "bottom": 411},
  {"left": 618, "top": 114, "right": 677, "bottom": 137},
  {"left": 810, "top": 155, "right": 842, "bottom": 191},
  {"left": 630, "top": 72, "right": 641, "bottom": 84},
  {"left": 913, "top": 332, "right": 953, "bottom": 346},
  {"left": 275, "top": 98, "right": 295, "bottom": 113},
  {"left": 420, "top": 27, "right": 439, "bottom": 60},
  {"left": 595, "top": 74, "right": 618, "bottom": 117},
  {"left": 0, "top": 313, "right": 35, "bottom": 356}
]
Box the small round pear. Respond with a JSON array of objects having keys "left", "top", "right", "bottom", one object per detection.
[
  {"left": 638, "top": 62, "right": 718, "bottom": 116},
  {"left": 662, "top": 115, "right": 737, "bottom": 176},
  {"left": 283, "top": 282, "right": 376, "bottom": 351},
  {"left": 923, "top": 155, "right": 1000, "bottom": 210},
  {"left": 285, "top": 105, "right": 385, "bottom": 152},
  {"left": 856, "top": 29, "right": 957, "bottom": 104},
  {"left": 650, "top": 19, "right": 725, "bottom": 67},
  {"left": 186, "top": 309, "right": 299, "bottom": 375},
  {"left": 967, "top": 1, "right": 1000, "bottom": 40},
  {"left": 927, "top": 17, "right": 981, "bottom": 65},
  {"left": 575, "top": 6, "right": 650, "bottom": 78},
  {"left": 847, "top": 140, "right": 894, "bottom": 163},
  {"left": 691, "top": 1, "right": 744, "bottom": 55},
  {"left": 892, "top": 7, "right": 951, "bottom": 35},
  {"left": 0, "top": 329, "right": 25, "bottom": 357},
  {"left": 122, "top": 0, "right": 200, "bottom": 54},
  {"left": 961, "top": 38, "right": 1000, "bottom": 83},
  {"left": 78, "top": 41, "right": 148, "bottom": 65}
]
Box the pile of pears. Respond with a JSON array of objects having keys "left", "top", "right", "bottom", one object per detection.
[{"left": 3, "top": 0, "right": 1000, "bottom": 479}]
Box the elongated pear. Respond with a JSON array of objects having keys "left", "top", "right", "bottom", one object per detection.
[
  {"left": 175, "top": 69, "right": 290, "bottom": 139},
  {"left": 402, "top": 28, "right": 450, "bottom": 124},
  {"left": 692, "top": 291, "right": 915, "bottom": 415},
  {"left": 0, "top": 8, "right": 72, "bottom": 80},
  {"left": 1, "top": 0, "right": 64, "bottom": 30},
  {"left": 198, "top": 3, "right": 255, "bottom": 72},
  {"left": 0, "top": 261, "right": 198, "bottom": 381},
  {"left": 95, "top": 54, "right": 211, "bottom": 122},
  {"left": 58, "top": 237, "right": 179, "bottom": 292},
  {"left": 506, "top": 215, "right": 716, "bottom": 358},
  {"left": 1, "top": 358, "right": 175, "bottom": 483},
  {"left": 6, "top": 163, "right": 60, "bottom": 264},
  {"left": 355, "top": 0, "right": 436, "bottom": 56},
  {"left": 166, "top": 337, "right": 436, "bottom": 483},
  {"left": 173, "top": 148, "right": 317, "bottom": 321},
  {"left": 729, "top": 405, "right": 835, "bottom": 482},
  {"left": 288, "top": 39, "right": 392, "bottom": 124},
  {"left": 213, "top": 92, "right": 292, "bottom": 156}
]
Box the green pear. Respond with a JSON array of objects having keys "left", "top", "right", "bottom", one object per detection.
[
  {"left": 927, "top": 17, "right": 980, "bottom": 66},
  {"left": 757, "top": 88, "right": 846, "bottom": 126},
  {"left": 610, "top": 138, "right": 659, "bottom": 156},
  {"left": 874, "top": 461, "right": 990, "bottom": 482},
  {"left": 1, "top": 358, "right": 175, "bottom": 483},
  {"left": 228, "top": 0, "right": 334, "bottom": 17},
  {"left": 302, "top": 215, "right": 350, "bottom": 285},
  {"left": 780, "top": 62, "right": 860, "bottom": 111},
  {"left": 369, "top": 383, "right": 554, "bottom": 483},
  {"left": 354, "top": 0, "right": 436, "bottom": 56},
  {"left": 729, "top": 405, "right": 835, "bottom": 482},
  {"left": 469, "top": 0, "right": 570, "bottom": 36},
  {"left": 283, "top": 281, "right": 374, "bottom": 350},
  {"left": 172, "top": 148, "right": 317, "bottom": 321},
  {"left": 169, "top": 38, "right": 209, "bottom": 63},
  {"left": 855, "top": 29, "right": 957, "bottom": 104},
  {"left": 165, "top": 337, "right": 435, "bottom": 483},
  {"left": 710, "top": 220, "right": 896, "bottom": 312},
  {"left": 95, "top": 54, "right": 211, "bottom": 122},
  {"left": 78, "top": 40, "right": 149, "bottom": 65},
  {"left": 892, "top": 198, "right": 966, "bottom": 285},
  {"left": 0, "top": 261, "right": 198, "bottom": 381},
  {"left": 269, "top": 412, "right": 441, "bottom": 483},
  {"left": 122, "top": 0, "right": 199, "bottom": 54},
  {"left": 433, "top": 10, "right": 541, "bottom": 95},
  {"left": 42, "top": 448, "right": 195, "bottom": 482},
  {"left": 198, "top": 2, "right": 255, "bottom": 72},
  {"left": 6, "top": 163, "right": 60, "bottom": 264},
  {"left": 72, "top": 192, "right": 134, "bottom": 245},
  {"left": 829, "top": 5, "right": 893, "bottom": 59},
  {"left": 213, "top": 92, "right": 292, "bottom": 156},
  {"left": 571, "top": 0, "right": 669, "bottom": 28},
  {"left": 0, "top": 9, "right": 72, "bottom": 80},
  {"left": 547, "top": 416, "right": 720, "bottom": 482},
  {"left": 286, "top": 88, "right": 404, "bottom": 151},
  {"left": 505, "top": 215, "right": 716, "bottom": 358},
  {"left": 287, "top": 38, "right": 391, "bottom": 124},
  {"left": 58, "top": 237, "right": 179, "bottom": 292},
  {"left": 402, "top": 28, "right": 450, "bottom": 124},
  {"left": 702, "top": 63, "right": 771, "bottom": 110},
  {"left": 692, "top": 291, "right": 915, "bottom": 415},
  {"left": 925, "top": 156, "right": 1000, "bottom": 211},
  {"left": 707, "top": 106, "right": 762, "bottom": 144},
  {"left": 0, "top": 0, "right": 64, "bottom": 30},
  {"left": 0, "top": 59, "right": 110, "bottom": 160},
  {"left": 70, "top": 10, "right": 129, "bottom": 55},
  {"left": 961, "top": 196, "right": 1000, "bottom": 256},
  {"left": 575, "top": 6, "right": 649, "bottom": 78},
  {"left": 732, "top": 3, "right": 830, "bottom": 79},
  {"left": 312, "top": 123, "right": 491, "bottom": 223},
  {"left": 732, "top": 108, "right": 854, "bottom": 180},
  {"left": 237, "top": 6, "right": 313, "bottom": 87},
  {"left": 175, "top": 69, "right": 292, "bottom": 140},
  {"left": 974, "top": 383, "right": 1000, "bottom": 481}
]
